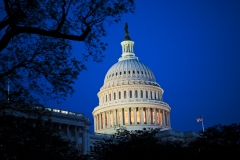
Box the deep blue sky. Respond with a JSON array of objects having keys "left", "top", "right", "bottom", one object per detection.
[{"left": 48, "top": 0, "right": 240, "bottom": 132}]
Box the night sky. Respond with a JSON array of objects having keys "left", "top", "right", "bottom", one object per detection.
[{"left": 48, "top": 0, "right": 240, "bottom": 132}]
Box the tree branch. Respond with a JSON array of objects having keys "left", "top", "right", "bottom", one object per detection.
[
  {"left": 0, "top": 25, "right": 91, "bottom": 52},
  {"left": 0, "top": 18, "right": 10, "bottom": 30}
]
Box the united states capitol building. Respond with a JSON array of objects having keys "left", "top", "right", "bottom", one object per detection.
[{"left": 47, "top": 25, "right": 198, "bottom": 154}]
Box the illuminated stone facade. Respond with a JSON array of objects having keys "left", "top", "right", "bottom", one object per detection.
[{"left": 92, "top": 35, "right": 171, "bottom": 134}]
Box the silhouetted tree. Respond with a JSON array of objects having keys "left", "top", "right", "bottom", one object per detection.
[
  {"left": 87, "top": 127, "right": 189, "bottom": 160},
  {"left": 188, "top": 123, "right": 240, "bottom": 158},
  {"left": 0, "top": 0, "right": 135, "bottom": 103},
  {"left": 0, "top": 113, "right": 83, "bottom": 160}
]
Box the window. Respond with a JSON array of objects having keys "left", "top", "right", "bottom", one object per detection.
[
  {"left": 124, "top": 71, "right": 126, "bottom": 74},
  {"left": 109, "top": 94, "right": 111, "bottom": 101},
  {"left": 137, "top": 71, "right": 139, "bottom": 74},
  {"left": 135, "top": 90, "right": 138, "bottom": 98},
  {"left": 112, "top": 73, "right": 114, "bottom": 77},
  {"left": 116, "top": 72, "right": 117, "bottom": 76},
  {"left": 120, "top": 72, "right": 122, "bottom": 75},
  {"left": 128, "top": 71, "right": 130, "bottom": 74},
  {"left": 150, "top": 91, "right": 152, "bottom": 99},
  {"left": 141, "top": 71, "right": 143, "bottom": 74},
  {"left": 124, "top": 91, "right": 127, "bottom": 98},
  {"left": 141, "top": 90, "right": 143, "bottom": 98},
  {"left": 154, "top": 92, "right": 156, "bottom": 99},
  {"left": 133, "top": 71, "right": 135, "bottom": 74},
  {"left": 106, "top": 95, "right": 107, "bottom": 102},
  {"left": 146, "top": 91, "right": 148, "bottom": 98},
  {"left": 119, "top": 92, "right": 121, "bottom": 99},
  {"left": 129, "top": 90, "right": 132, "bottom": 98},
  {"left": 114, "top": 93, "right": 116, "bottom": 100}
]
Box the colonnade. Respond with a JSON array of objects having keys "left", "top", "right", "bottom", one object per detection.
[
  {"left": 42, "top": 121, "right": 89, "bottom": 153},
  {"left": 94, "top": 107, "right": 170, "bottom": 131}
]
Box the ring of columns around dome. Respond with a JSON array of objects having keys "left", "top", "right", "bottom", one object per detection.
[{"left": 92, "top": 26, "right": 171, "bottom": 134}]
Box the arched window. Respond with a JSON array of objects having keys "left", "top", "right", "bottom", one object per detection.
[
  {"left": 114, "top": 93, "right": 116, "bottom": 100},
  {"left": 116, "top": 72, "right": 117, "bottom": 76},
  {"left": 120, "top": 72, "right": 122, "bottom": 75},
  {"left": 141, "top": 90, "right": 143, "bottom": 98},
  {"left": 129, "top": 90, "right": 132, "bottom": 98},
  {"left": 137, "top": 71, "right": 139, "bottom": 74},
  {"left": 128, "top": 71, "right": 130, "bottom": 74},
  {"left": 154, "top": 92, "right": 156, "bottom": 99},
  {"left": 124, "top": 91, "right": 127, "bottom": 98},
  {"left": 133, "top": 71, "right": 135, "bottom": 74},
  {"left": 135, "top": 90, "right": 138, "bottom": 98},
  {"left": 109, "top": 94, "right": 111, "bottom": 101},
  {"left": 119, "top": 92, "right": 121, "bottom": 99},
  {"left": 150, "top": 91, "right": 152, "bottom": 99},
  {"left": 124, "top": 71, "right": 126, "bottom": 74},
  {"left": 146, "top": 91, "right": 148, "bottom": 98},
  {"left": 141, "top": 71, "right": 143, "bottom": 74},
  {"left": 106, "top": 95, "right": 107, "bottom": 102}
]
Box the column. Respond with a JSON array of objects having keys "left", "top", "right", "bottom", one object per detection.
[
  {"left": 154, "top": 108, "right": 157, "bottom": 125},
  {"left": 94, "top": 116, "right": 96, "bottom": 131},
  {"left": 113, "top": 110, "right": 117, "bottom": 126},
  {"left": 111, "top": 110, "right": 114, "bottom": 127},
  {"left": 107, "top": 111, "right": 110, "bottom": 128},
  {"left": 140, "top": 107, "right": 144, "bottom": 124},
  {"left": 147, "top": 108, "right": 150, "bottom": 124},
  {"left": 74, "top": 126, "right": 78, "bottom": 149},
  {"left": 119, "top": 109, "right": 123, "bottom": 126},
  {"left": 162, "top": 110, "right": 165, "bottom": 126},
  {"left": 158, "top": 109, "right": 161, "bottom": 125},
  {"left": 103, "top": 112, "right": 106, "bottom": 129},
  {"left": 82, "top": 128, "right": 86, "bottom": 154},
  {"left": 99, "top": 113, "right": 102, "bottom": 130},
  {"left": 134, "top": 108, "right": 137, "bottom": 124},
  {"left": 127, "top": 108, "right": 130, "bottom": 125},
  {"left": 66, "top": 125, "right": 70, "bottom": 140}
]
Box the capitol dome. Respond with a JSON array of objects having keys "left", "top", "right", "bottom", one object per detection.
[{"left": 92, "top": 24, "right": 171, "bottom": 134}]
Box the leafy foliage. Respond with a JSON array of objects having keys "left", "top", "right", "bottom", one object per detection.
[
  {"left": 188, "top": 123, "right": 240, "bottom": 158},
  {"left": 87, "top": 127, "right": 189, "bottom": 160},
  {"left": 86, "top": 124, "right": 240, "bottom": 160},
  {"left": 0, "top": 0, "right": 135, "bottom": 103},
  {"left": 0, "top": 113, "right": 82, "bottom": 160}
]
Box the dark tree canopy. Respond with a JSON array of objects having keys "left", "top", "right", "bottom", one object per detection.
[
  {"left": 0, "top": 0, "right": 135, "bottom": 103},
  {"left": 87, "top": 127, "right": 190, "bottom": 160},
  {"left": 0, "top": 113, "right": 83, "bottom": 160},
  {"left": 188, "top": 123, "right": 240, "bottom": 158},
  {"left": 86, "top": 124, "right": 240, "bottom": 160}
]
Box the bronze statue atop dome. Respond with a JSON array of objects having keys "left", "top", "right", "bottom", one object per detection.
[{"left": 124, "top": 22, "right": 131, "bottom": 40}]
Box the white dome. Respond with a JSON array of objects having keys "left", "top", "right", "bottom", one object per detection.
[
  {"left": 104, "top": 59, "right": 156, "bottom": 84},
  {"left": 92, "top": 28, "right": 171, "bottom": 134}
]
